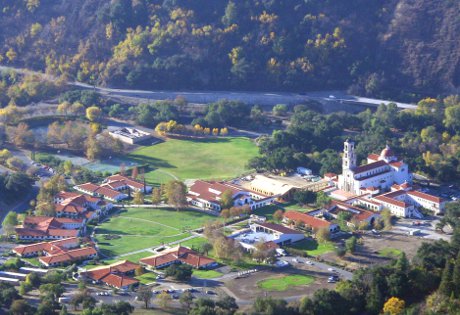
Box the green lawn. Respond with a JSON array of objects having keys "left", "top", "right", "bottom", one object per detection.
[
  {"left": 257, "top": 275, "right": 315, "bottom": 291},
  {"left": 94, "top": 208, "right": 219, "bottom": 257},
  {"left": 378, "top": 248, "right": 403, "bottom": 258},
  {"left": 136, "top": 272, "right": 158, "bottom": 285},
  {"left": 179, "top": 237, "right": 208, "bottom": 251},
  {"left": 128, "top": 137, "right": 258, "bottom": 184},
  {"left": 282, "top": 202, "right": 316, "bottom": 213},
  {"left": 288, "top": 239, "right": 335, "bottom": 256},
  {"left": 253, "top": 205, "right": 280, "bottom": 221},
  {"left": 21, "top": 257, "right": 41, "bottom": 267},
  {"left": 192, "top": 270, "right": 223, "bottom": 279}
]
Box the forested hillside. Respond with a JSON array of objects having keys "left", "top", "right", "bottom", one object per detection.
[{"left": 0, "top": 0, "right": 458, "bottom": 99}]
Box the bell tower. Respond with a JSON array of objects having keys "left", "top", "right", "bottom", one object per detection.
[{"left": 343, "top": 139, "right": 356, "bottom": 170}]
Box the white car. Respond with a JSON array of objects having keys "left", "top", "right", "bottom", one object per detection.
[
  {"left": 305, "top": 260, "right": 314, "bottom": 265},
  {"left": 328, "top": 95, "right": 336, "bottom": 99},
  {"left": 292, "top": 258, "right": 299, "bottom": 263},
  {"left": 328, "top": 268, "right": 336, "bottom": 272}
]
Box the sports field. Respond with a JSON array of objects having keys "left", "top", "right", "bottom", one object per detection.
[
  {"left": 128, "top": 137, "right": 258, "bottom": 184},
  {"left": 257, "top": 275, "right": 315, "bottom": 291},
  {"left": 94, "top": 207, "right": 219, "bottom": 257}
]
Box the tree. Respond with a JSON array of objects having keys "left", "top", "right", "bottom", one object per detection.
[
  {"left": 59, "top": 305, "right": 68, "bottom": 315},
  {"left": 131, "top": 166, "right": 139, "bottom": 179},
  {"left": 10, "top": 299, "right": 35, "bottom": 315},
  {"left": 25, "top": 272, "right": 40, "bottom": 288},
  {"left": 439, "top": 259, "right": 454, "bottom": 296},
  {"left": 273, "top": 104, "right": 288, "bottom": 116},
  {"left": 293, "top": 190, "right": 316, "bottom": 205},
  {"left": 315, "top": 227, "right": 330, "bottom": 243},
  {"left": 345, "top": 236, "right": 357, "bottom": 254},
  {"left": 133, "top": 191, "right": 145, "bottom": 204},
  {"left": 381, "top": 209, "right": 392, "bottom": 229},
  {"left": 86, "top": 106, "right": 102, "bottom": 122},
  {"left": 39, "top": 283, "right": 64, "bottom": 303},
  {"left": 156, "top": 291, "right": 172, "bottom": 308},
  {"left": 165, "top": 264, "right": 193, "bottom": 281},
  {"left": 453, "top": 251, "right": 460, "bottom": 297},
  {"left": 2, "top": 211, "right": 18, "bottom": 236},
  {"left": 85, "top": 133, "right": 102, "bottom": 160},
  {"left": 137, "top": 286, "right": 153, "bottom": 309},
  {"left": 220, "top": 190, "right": 234, "bottom": 209},
  {"left": 316, "top": 191, "right": 332, "bottom": 208},
  {"left": 273, "top": 209, "right": 284, "bottom": 222},
  {"left": 179, "top": 291, "right": 194, "bottom": 310},
  {"left": 383, "top": 297, "right": 405, "bottom": 315},
  {"left": 200, "top": 242, "right": 213, "bottom": 256},
  {"left": 220, "top": 209, "right": 230, "bottom": 220},
  {"left": 152, "top": 187, "right": 162, "bottom": 204},
  {"left": 165, "top": 180, "right": 187, "bottom": 210}
]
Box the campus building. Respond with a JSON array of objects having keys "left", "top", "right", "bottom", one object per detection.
[
  {"left": 83, "top": 260, "right": 140, "bottom": 290},
  {"left": 103, "top": 174, "right": 153, "bottom": 193},
  {"left": 140, "top": 246, "right": 217, "bottom": 270},
  {"left": 283, "top": 211, "right": 339, "bottom": 233},
  {"left": 231, "top": 222, "right": 305, "bottom": 251},
  {"left": 74, "top": 183, "right": 128, "bottom": 202},
  {"left": 54, "top": 191, "right": 112, "bottom": 220},
  {"left": 108, "top": 127, "right": 152, "bottom": 144},
  {"left": 15, "top": 216, "right": 84, "bottom": 241},
  {"left": 338, "top": 140, "right": 412, "bottom": 196},
  {"left": 12, "top": 237, "right": 97, "bottom": 267},
  {"left": 187, "top": 180, "right": 275, "bottom": 211}
]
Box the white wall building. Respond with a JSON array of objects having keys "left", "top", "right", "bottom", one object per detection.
[{"left": 338, "top": 140, "right": 412, "bottom": 196}]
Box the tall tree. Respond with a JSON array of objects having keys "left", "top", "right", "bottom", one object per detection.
[{"left": 165, "top": 180, "right": 187, "bottom": 210}]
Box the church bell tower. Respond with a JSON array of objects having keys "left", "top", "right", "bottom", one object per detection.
[{"left": 343, "top": 139, "right": 356, "bottom": 170}]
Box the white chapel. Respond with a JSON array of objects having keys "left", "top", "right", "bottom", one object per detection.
[{"left": 338, "top": 139, "right": 412, "bottom": 195}]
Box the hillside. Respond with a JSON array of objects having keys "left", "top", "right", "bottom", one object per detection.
[{"left": 0, "top": 0, "right": 458, "bottom": 100}]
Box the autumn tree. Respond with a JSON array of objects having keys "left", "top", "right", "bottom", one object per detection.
[
  {"left": 156, "top": 291, "right": 171, "bottom": 308},
  {"left": 273, "top": 209, "right": 284, "bottom": 222},
  {"left": 164, "top": 180, "right": 187, "bottom": 210},
  {"left": 133, "top": 191, "right": 145, "bottom": 204},
  {"left": 85, "top": 134, "right": 102, "bottom": 160},
  {"left": 315, "top": 227, "right": 330, "bottom": 243},
  {"left": 86, "top": 106, "right": 102, "bottom": 122},
  {"left": 382, "top": 297, "right": 405, "bottom": 315},
  {"left": 220, "top": 189, "right": 234, "bottom": 209},
  {"left": 151, "top": 187, "right": 162, "bottom": 204}
]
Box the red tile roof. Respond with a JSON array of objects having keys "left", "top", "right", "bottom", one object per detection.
[
  {"left": 76, "top": 183, "right": 123, "bottom": 199},
  {"left": 284, "top": 211, "right": 331, "bottom": 228},
  {"left": 101, "top": 273, "right": 138, "bottom": 288},
  {"left": 367, "top": 154, "right": 380, "bottom": 161},
  {"left": 188, "top": 180, "right": 244, "bottom": 203},
  {"left": 106, "top": 175, "right": 145, "bottom": 190},
  {"left": 353, "top": 160, "right": 388, "bottom": 174},
  {"left": 39, "top": 247, "right": 97, "bottom": 265},
  {"left": 140, "top": 246, "right": 215, "bottom": 269},
  {"left": 390, "top": 161, "right": 404, "bottom": 168},
  {"left": 407, "top": 190, "right": 442, "bottom": 203},
  {"left": 13, "top": 238, "right": 80, "bottom": 256}
]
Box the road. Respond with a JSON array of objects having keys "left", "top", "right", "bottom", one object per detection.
[{"left": 0, "top": 65, "right": 417, "bottom": 109}]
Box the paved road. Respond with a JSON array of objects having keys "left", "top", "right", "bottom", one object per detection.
[
  {"left": 0, "top": 65, "right": 417, "bottom": 109},
  {"left": 280, "top": 256, "right": 353, "bottom": 281}
]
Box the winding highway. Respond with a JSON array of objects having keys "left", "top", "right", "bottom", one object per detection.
[{"left": 0, "top": 65, "right": 417, "bottom": 109}]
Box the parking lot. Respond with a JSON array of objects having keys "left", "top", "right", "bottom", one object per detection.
[{"left": 392, "top": 217, "right": 451, "bottom": 241}]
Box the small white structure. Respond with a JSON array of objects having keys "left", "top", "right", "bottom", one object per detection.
[
  {"left": 109, "top": 127, "right": 152, "bottom": 144},
  {"left": 297, "top": 167, "right": 312, "bottom": 176}
]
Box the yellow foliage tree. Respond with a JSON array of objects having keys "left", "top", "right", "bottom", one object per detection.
[
  {"left": 6, "top": 48, "right": 17, "bottom": 62},
  {"left": 86, "top": 106, "right": 102, "bottom": 122},
  {"left": 383, "top": 297, "right": 405, "bottom": 315},
  {"left": 204, "top": 127, "right": 211, "bottom": 135},
  {"left": 220, "top": 127, "right": 228, "bottom": 136},
  {"left": 212, "top": 128, "right": 219, "bottom": 136}
]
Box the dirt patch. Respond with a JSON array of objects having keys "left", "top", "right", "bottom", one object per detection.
[{"left": 320, "top": 231, "right": 433, "bottom": 270}]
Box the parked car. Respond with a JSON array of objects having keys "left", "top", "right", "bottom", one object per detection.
[
  {"left": 305, "top": 260, "right": 314, "bottom": 265},
  {"left": 206, "top": 290, "right": 215, "bottom": 295},
  {"left": 327, "top": 268, "right": 336, "bottom": 272}
]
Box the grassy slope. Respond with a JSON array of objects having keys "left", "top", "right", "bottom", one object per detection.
[
  {"left": 288, "top": 239, "right": 335, "bottom": 256},
  {"left": 128, "top": 137, "right": 258, "bottom": 184}
]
